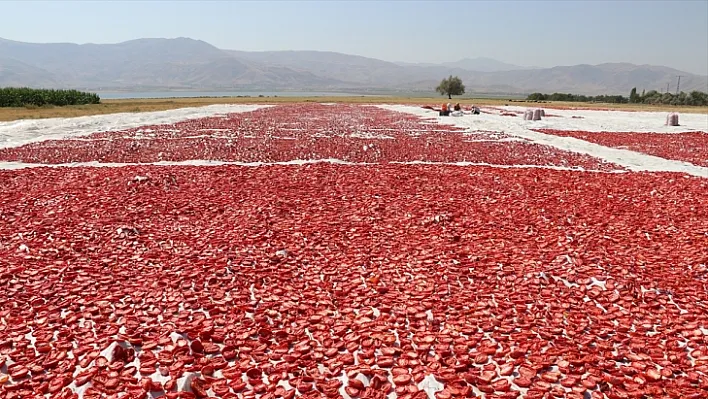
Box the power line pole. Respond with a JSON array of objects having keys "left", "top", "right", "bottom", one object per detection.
[
  {"left": 676, "top": 75, "right": 683, "bottom": 95},
  {"left": 666, "top": 82, "right": 670, "bottom": 93}
]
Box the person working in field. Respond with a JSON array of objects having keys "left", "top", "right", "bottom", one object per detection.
[
  {"left": 454, "top": 103, "right": 461, "bottom": 111},
  {"left": 440, "top": 103, "right": 449, "bottom": 116}
]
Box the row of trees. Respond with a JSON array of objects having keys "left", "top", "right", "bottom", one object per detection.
[
  {"left": 436, "top": 76, "right": 708, "bottom": 106},
  {"left": 527, "top": 92, "right": 628, "bottom": 104},
  {"left": 0, "top": 87, "right": 101, "bottom": 107},
  {"left": 527, "top": 88, "right": 708, "bottom": 106},
  {"left": 628, "top": 88, "right": 708, "bottom": 106}
]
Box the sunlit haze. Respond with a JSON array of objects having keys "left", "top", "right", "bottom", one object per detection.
[{"left": 2, "top": 0, "right": 707, "bottom": 75}]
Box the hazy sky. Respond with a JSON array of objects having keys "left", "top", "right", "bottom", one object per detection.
[{"left": 3, "top": 0, "right": 708, "bottom": 75}]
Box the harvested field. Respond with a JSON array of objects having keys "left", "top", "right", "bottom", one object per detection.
[
  {"left": 0, "top": 103, "right": 707, "bottom": 399},
  {"left": 0, "top": 97, "right": 705, "bottom": 122}
]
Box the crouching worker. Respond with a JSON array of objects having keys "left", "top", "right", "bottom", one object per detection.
[
  {"left": 440, "top": 103, "right": 450, "bottom": 116},
  {"left": 454, "top": 103, "right": 461, "bottom": 111}
]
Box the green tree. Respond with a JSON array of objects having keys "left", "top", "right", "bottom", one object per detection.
[
  {"left": 643, "top": 90, "right": 660, "bottom": 104},
  {"left": 436, "top": 75, "right": 465, "bottom": 99},
  {"left": 660, "top": 92, "right": 673, "bottom": 105},
  {"left": 629, "top": 87, "right": 639, "bottom": 103},
  {"left": 689, "top": 91, "right": 708, "bottom": 106},
  {"left": 527, "top": 92, "right": 547, "bottom": 101}
]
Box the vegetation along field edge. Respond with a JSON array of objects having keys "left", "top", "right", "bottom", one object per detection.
[{"left": 0, "top": 87, "right": 706, "bottom": 121}]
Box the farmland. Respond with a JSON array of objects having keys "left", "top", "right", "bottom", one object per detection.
[
  {"left": 0, "top": 96, "right": 706, "bottom": 122},
  {"left": 0, "top": 102, "right": 707, "bottom": 399}
]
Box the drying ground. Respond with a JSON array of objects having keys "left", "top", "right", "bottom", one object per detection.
[{"left": 0, "top": 103, "right": 707, "bottom": 399}]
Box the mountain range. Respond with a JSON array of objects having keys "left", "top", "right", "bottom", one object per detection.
[{"left": 1, "top": 37, "right": 706, "bottom": 96}]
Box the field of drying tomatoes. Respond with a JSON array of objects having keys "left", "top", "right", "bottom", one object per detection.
[
  {"left": 1, "top": 104, "right": 707, "bottom": 399},
  {"left": 534, "top": 129, "right": 708, "bottom": 168},
  {"left": 0, "top": 105, "right": 620, "bottom": 170}
]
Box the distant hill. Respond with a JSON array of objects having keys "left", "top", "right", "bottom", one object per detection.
[
  {"left": 459, "top": 63, "right": 708, "bottom": 95},
  {"left": 0, "top": 58, "right": 60, "bottom": 87},
  {"left": 398, "top": 57, "right": 536, "bottom": 72},
  {"left": 447, "top": 57, "right": 538, "bottom": 72},
  {"left": 0, "top": 37, "right": 345, "bottom": 90},
  {"left": 224, "top": 50, "right": 408, "bottom": 87},
  {"left": 1, "top": 36, "right": 706, "bottom": 95}
]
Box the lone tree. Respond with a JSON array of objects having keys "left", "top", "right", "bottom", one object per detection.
[{"left": 436, "top": 75, "right": 465, "bottom": 99}]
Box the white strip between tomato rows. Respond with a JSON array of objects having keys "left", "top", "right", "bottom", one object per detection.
[
  {"left": 377, "top": 105, "right": 708, "bottom": 178},
  {"left": 482, "top": 105, "right": 708, "bottom": 134}
]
